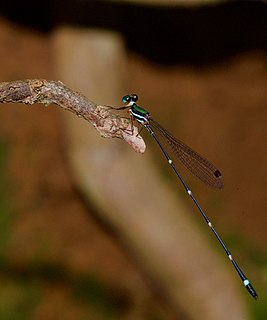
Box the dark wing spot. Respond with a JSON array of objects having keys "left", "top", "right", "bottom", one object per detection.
[{"left": 214, "top": 169, "right": 222, "bottom": 178}]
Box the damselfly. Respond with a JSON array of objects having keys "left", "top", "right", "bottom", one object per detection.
[{"left": 117, "top": 94, "right": 257, "bottom": 299}]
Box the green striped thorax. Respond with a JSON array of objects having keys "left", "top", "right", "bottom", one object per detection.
[{"left": 122, "top": 94, "right": 150, "bottom": 125}]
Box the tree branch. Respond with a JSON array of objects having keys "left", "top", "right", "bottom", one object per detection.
[{"left": 0, "top": 79, "right": 146, "bottom": 153}]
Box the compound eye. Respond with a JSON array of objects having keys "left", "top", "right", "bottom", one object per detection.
[
  {"left": 131, "top": 94, "right": 138, "bottom": 102},
  {"left": 122, "top": 95, "right": 130, "bottom": 103}
]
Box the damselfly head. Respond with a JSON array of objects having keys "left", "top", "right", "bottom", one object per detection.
[{"left": 122, "top": 94, "right": 138, "bottom": 104}]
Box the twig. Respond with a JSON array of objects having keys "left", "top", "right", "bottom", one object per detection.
[{"left": 0, "top": 79, "right": 146, "bottom": 153}]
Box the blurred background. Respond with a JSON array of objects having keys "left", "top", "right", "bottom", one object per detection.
[{"left": 0, "top": 0, "right": 266, "bottom": 319}]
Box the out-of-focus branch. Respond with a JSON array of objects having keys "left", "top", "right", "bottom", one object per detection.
[{"left": 0, "top": 79, "right": 146, "bottom": 153}]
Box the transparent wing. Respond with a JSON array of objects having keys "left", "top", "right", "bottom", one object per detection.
[{"left": 150, "top": 119, "right": 224, "bottom": 189}]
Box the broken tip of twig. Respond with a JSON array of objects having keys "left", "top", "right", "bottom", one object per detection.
[
  {"left": 121, "top": 124, "right": 146, "bottom": 154},
  {"left": 92, "top": 105, "right": 146, "bottom": 154}
]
